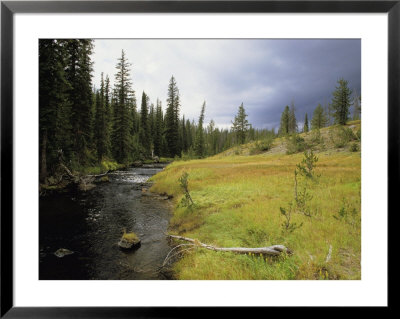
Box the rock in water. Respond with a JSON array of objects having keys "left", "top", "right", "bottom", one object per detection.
[
  {"left": 54, "top": 248, "right": 74, "bottom": 258},
  {"left": 118, "top": 232, "right": 141, "bottom": 250}
]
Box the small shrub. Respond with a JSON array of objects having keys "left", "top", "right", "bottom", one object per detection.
[
  {"left": 180, "top": 150, "right": 194, "bottom": 161},
  {"left": 178, "top": 171, "right": 194, "bottom": 207},
  {"left": 101, "top": 159, "right": 118, "bottom": 171},
  {"left": 333, "top": 198, "right": 359, "bottom": 226},
  {"left": 296, "top": 149, "right": 319, "bottom": 178},
  {"left": 286, "top": 134, "right": 308, "bottom": 155},
  {"left": 349, "top": 142, "right": 359, "bottom": 152},
  {"left": 356, "top": 128, "right": 361, "bottom": 141},
  {"left": 250, "top": 137, "right": 273, "bottom": 155},
  {"left": 292, "top": 151, "right": 318, "bottom": 218},
  {"left": 295, "top": 186, "right": 313, "bottom": 217},
  {"left": 310, "top": 129, "right": 323, "bottom": 145},
  {"left": 330, "top": 126, "right": 357, "bottom": 148},
  {"left": 280, "top": 205, "right": 303, "bottom": 233}
]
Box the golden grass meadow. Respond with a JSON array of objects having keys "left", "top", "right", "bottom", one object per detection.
[{"left": 150, "top": 121, "right": 361, "bottom": 280}]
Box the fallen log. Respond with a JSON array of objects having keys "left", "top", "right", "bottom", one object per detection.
[
  {"left": 60, "top": 163, "right": 110, "bottom": 190},
  {"left": 167, "top": 235, "right": 292, "bottom": 256},
  {"left": 60, "top": 163, "right": 75, "bottom": 180}
]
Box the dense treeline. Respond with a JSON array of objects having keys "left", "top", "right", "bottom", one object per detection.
[{"left": 39, "top": 40, "right": 274, "bottom": 182}]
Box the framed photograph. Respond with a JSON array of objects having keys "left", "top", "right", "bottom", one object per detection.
[{"left": 1, "top": 0, "right": 395, "bottom": 316}]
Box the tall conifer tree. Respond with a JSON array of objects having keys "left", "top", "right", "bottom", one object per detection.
[
  {"left": 165, "top": 76, "right": 181, "bottom": 157},
  {"left": 231, "top": 102, "right": 250, "bottom": 144},
  {"left": 331, "top": 78, "right": 353, "bottom": 125},
  {"left": 279, "top": 105, "right": 290, "bottom": 136},
  {"left": 65, "top": 39, "right": 94, "bottom": 164},
  {"left": 154, "top": 99, "right": 163, "bottom": 157},
  {"left": 39, "top": 39, "right": 71, "bottom": 181},
  {"left": 195, "top": 102, "right": 206, "bottom": 157},
  {"left": 139, "top": 91, "right": 151, "bottom": 153},
  {"left": 288, "top": 101, "right": 298, "bottom": 133},
  {"left": 311, "top": 104, "right": 328, "bottom": 130},
  {"left": 112, "top": 49, "right": 134, "bottom": 163},
  {"left": 303, "top": 113, "right": 309, "bottom": 133},
  {"left": 94, "top": 88, "right": 107, "bottom": 161}
]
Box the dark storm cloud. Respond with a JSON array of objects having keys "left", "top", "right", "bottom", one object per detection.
[
  {"left": 212, "top": 39, "right": 361, "bottom": 130},
  {"left": 93, "top": 39, "right": 360, "bottom": 130}
]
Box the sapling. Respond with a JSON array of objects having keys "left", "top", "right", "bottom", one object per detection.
[
  {"left": 178, "top": 171, "right": 194, "bottom": 207},
  {"left": 280, "top": 204, "right": 303, "bottom": 233},
  {"left": 296, "top": 149, "right": 318, "bottom": 178}
]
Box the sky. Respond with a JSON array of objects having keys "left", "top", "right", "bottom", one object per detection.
[{"left": 92, "top": 39, "right": 361, "bottom": 131}]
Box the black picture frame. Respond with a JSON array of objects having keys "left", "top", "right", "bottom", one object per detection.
[{"left": 1, "top": 0, "right": 396, "bottom": 317}]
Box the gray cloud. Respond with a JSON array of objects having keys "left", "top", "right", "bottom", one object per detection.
[{"left": 92, "top": 39, "right": 360, "bottom": 131}]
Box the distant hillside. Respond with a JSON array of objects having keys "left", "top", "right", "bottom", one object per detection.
[{"left": 217, "top": 120, "right": 361, "bottom": 157}]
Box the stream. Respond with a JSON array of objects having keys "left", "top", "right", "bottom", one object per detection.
[{"left": 39, "top": 166, "right": 173, "bottom": 280}]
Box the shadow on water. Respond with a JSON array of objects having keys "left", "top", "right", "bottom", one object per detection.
[{"left": 39, "top": 166, "right": 173, "bottom": 280}]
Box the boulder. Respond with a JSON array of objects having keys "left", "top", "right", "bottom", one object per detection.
[{"left": 118, "top": 232, "right": 141, "bottom": 250}]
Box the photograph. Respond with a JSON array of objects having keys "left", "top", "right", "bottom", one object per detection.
[{"left": 39, "top": 38, "right": 362, "bottom": 280}]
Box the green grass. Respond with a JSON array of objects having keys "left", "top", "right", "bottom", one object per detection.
[
  {"left": 74, "top": 159, "right": 124, "bottom": 175},
  {"left": 122, "top": 231, "right": 139, "bottom": 243},
  {"left": 150, "top": 124, "right": 361, "bottom": 280}
]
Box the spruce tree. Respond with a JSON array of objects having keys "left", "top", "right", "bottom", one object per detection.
[
  {"left": 352, "top": 90, "right": 361, "bottom": 120},
  {"left": 331, "top": 78, "right": 353, "bottom": 125},
  {"left": 311, "top": 104, "right": 328, "bottom": 130},
  {"left": 303, "top": 113, "right": 309, "bottom": 133},
  {"left": 154, "top": 99, "right": 163, "bottom": 157},
  {"left": 39, "top": 39, "right": 71, "bottom": 181},
  {"left": 130, "top": 93, "right": 138, "bottom": 136},
  {"left": 279, "top": 105, "right": 290, "bottom": 136},
  {"left": 182, "top": 115, "right": 188, "bottom": 152},
  {"left": 103, "top": 75, "right": 112, "bottom": 156},
  {"left": 149, "top": 102, "right": 156, "bottom": 150},
  {"left": 165, "top": 75, "right": 181, "bottom": 157},
  {"left": 186, "top": 118, "right": 193, "bottom": 150},
  {"left": 139, "top": 91, "right": 151, "bottom": 154},
  {"left": 94, "top": 87, "right": 107, "bottom": 161},
  {"left": 65, "top": 39, "right": 94, "bottom": 165},
  {"left": 112, "top": 49, "right": 134, "bottom": 163},
  {"left": 207, "top": 119, "right": 218, "bottom": 155},
  {"left": 195, "top": 102, "right": 206, "bottom": 157},
  {"left": 231, "top": 102, "right": 250, "bottom": 144},
  {"left": 288, "top": 101, "right": 298, "bottom": 133}
]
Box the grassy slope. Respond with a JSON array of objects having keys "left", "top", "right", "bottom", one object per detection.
[{"left": 150, "top": 121, "right": 361, "bottom": 280}]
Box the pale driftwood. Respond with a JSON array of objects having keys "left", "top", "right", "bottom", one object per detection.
[
  {"left": 167, "top": 235, "right": 292, "bottom": 256},
  {"left": 60, "top": 163, "right": 109, "bottom": 190},
  {"left": 162, "top": 243, "right": 195, "bottom": 267},
  {"left": 60, "top": 163, "right": 75, "bottom": 179}
]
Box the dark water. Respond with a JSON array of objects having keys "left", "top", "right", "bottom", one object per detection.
[{"left": 39, "top": 166, "right": 173, "bottom": 280}]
